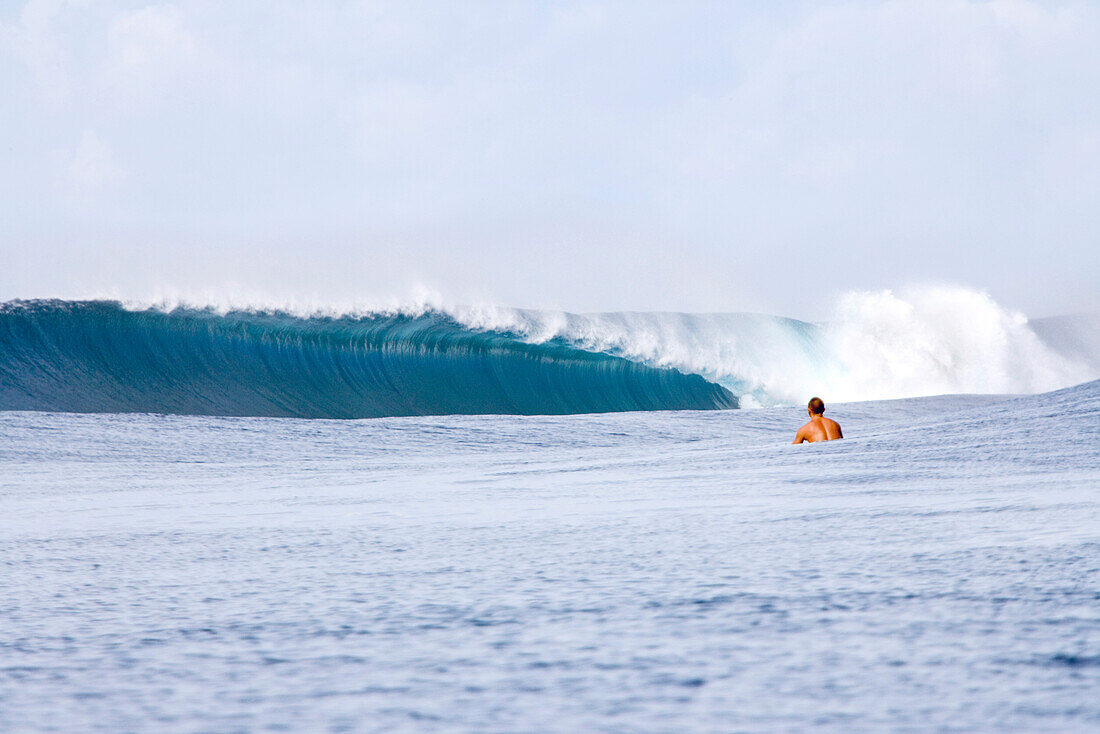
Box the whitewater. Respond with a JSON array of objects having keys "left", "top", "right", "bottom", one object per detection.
[{"left": 2, "top": 286, "right": 1099, "bottom": 732}]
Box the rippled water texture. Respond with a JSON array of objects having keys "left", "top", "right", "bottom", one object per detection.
[{"left": 2, "top": 381, "right": 1099, "bottom": 732}]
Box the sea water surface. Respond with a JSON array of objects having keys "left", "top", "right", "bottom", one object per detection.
[{"left": 2, "top": 381, "right": 1098, "bottom": 732}]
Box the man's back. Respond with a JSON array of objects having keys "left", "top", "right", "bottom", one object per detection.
[
  {"left": 793, "top": 416, "right": 842, "bottom": 443},
  {"left": 792, "top": 397, "right": 843, "bottom": 443}
]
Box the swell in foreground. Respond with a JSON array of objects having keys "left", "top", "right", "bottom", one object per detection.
[{"left": 2, "top": 380, "right": 1098, "bottom": 731}]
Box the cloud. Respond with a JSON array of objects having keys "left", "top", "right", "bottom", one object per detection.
[
  {"left": 1, "top": 0, "right": 1098, "bottom": 316},
  {"left": 104, "top": 3, "right": 195, "bottom": 96},
  {"left": 108, "top": 4, "right": 192, "bottom": 68},
  {"left": 0, "top": 0, "right": 88, "bottom": 101},
  {"left": 66, "top": 129, "right": 122, "bottom": 189}
]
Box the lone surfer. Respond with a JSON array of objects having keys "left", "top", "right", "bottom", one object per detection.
[{"left": 792, "top": 397, "right": 843, "bottom": 443}]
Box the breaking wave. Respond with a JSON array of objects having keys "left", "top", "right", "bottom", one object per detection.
[
  {"left": 1, "top": 286, "right": 1096, "bottom": 417},
  {"left": 445, "top": 286, "right": 1097, "bottom": 406},
  {"left": 0, "top": 300, "right": 736, "bottom": 418}
]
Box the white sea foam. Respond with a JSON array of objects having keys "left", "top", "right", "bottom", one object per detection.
[
  {"left": 820, "top": 287, "right": 1086, "bottom": 401},
  {"left": 114, "top": 284, "right": 450, "bottom": 319},
  {"left": 449, "top": 286, "right": 1098, "bottom": 405}
]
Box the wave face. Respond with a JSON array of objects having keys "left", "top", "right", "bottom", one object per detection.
[{"left": 0, "top": 301, "right": 737, "bottom": 418}]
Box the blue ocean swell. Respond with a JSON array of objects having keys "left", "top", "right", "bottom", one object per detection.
[{"left": 0, "top": 300, "right": 737, "bottom": 418}]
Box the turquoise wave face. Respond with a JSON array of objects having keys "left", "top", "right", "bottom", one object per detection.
[{"left": 0, "top": 300, "right": 737, "bottom": 418}]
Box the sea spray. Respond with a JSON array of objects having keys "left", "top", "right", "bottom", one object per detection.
[{"left": 446, "top": 286, "right": 1097, "bottom": 405}]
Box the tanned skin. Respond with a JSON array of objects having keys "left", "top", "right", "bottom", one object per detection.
[{"left": 793, "top": 398, "right": 843, "bottom": 444}]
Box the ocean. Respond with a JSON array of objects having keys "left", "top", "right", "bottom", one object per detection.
[{"left": 2, "top": 294, "right": 1099, "bottom": 732}]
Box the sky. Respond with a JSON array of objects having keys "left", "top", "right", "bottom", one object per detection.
[{"left": 1, "top": 0, "right": 1098, "bottom": 319}]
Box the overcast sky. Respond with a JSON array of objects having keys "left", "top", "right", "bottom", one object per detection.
[{"left": 2, "top": 0, "right": 1098, "bottom": 318}]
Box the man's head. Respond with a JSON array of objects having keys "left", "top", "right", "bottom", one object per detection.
[{"left": 807, "top": 397, "right": 825, "bottom": 415}]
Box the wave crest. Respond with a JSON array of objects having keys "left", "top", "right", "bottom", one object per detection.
[
  {"left": 2, "top": 286, "right": 1096, "bottom": 417},
  {"left": 0, "top": 300, "right": 736, "bottom": 418}
]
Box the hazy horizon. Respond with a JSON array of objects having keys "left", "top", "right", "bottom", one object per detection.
[{"left": 3, "top": 1, "right": 1098, "bottom": 321}]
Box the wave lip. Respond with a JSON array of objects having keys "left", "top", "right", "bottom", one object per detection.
[{"left": 0, "top": 300, "right": 737, "bottom": 419}]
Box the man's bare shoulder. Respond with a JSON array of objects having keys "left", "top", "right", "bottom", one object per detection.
[{"left": 793, "top": 420, "right": 821, "bottom": 443}]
